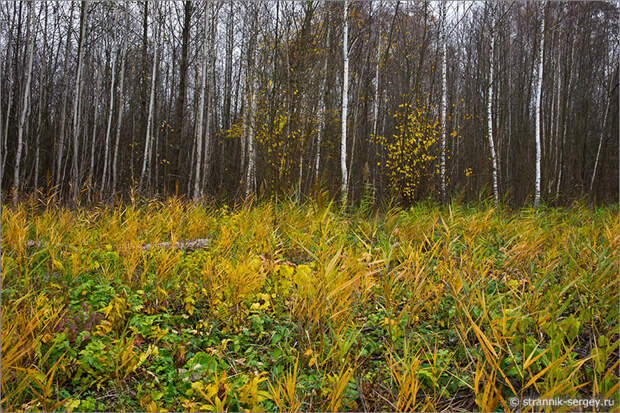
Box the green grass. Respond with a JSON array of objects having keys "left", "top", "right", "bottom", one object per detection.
[{"left": 1, "top": 198, "right": 618, "bottom": 411}]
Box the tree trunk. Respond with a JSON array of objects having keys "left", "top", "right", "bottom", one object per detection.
[
  {"left": 440, "top": 0, "right": 448, "bottom": 202},
  {"left": 175, "top": 0, "right": 192, "bottom": 180},
  {"left": 0, "top": 9, "right": 7, "bottom": 191},
  {"left": 341, "top": 0, "right": 349, "bottom": 201},
  {"left": 245, "top": 72, "right": 258, "bottom": 197},
  {"left": 534, "top": 0, "right": 546, "bottom": 206},
  {"left": 223, "top": 0, "right": 234, "bottom": 132},
  {"left": 13, "top": 1, "right": 34, "bottom": 203},
  {"left": 89, "top": 72, "right": 101, "bottom": 192},
  {"left": 245, "top": 7, "right": 259, "bottom": 197},
  {"left": 201, "top": 2, "right": 219, "bottom": 194},
  {"left": 193, "top": 2, "right": 210, "bottom": 200},
  {"left": 111, "top": 8, "right": 128, "bottom": 197},
  {"left": 487, "top": 5, "right": 499, "bottom": 204},
  {"left": 71, "top": 1, "right": 88, "bottom": 202},
  {"left": 371, "top": 27, "right": 381, "bottom": 184},
  {"left": 140, "top": 0, "right": 159, "bottom": 191},
  {"left": 238, "top": 18, "right": 248, "bottom": 179},
  {"left": 590, "top": 66, "right": 616, "bottom": 193},
  {"left": 102, "top": 45, "right": 117, "bottom": 193},
  {"left": 347, "top": 46, "right": 371, "bottom": 197},
  {"left": 2, "top": 86, "right": 12, "bottom": 190},
  {"left": 34, "top": 56, "right": 43, "bottom": 192},
  {"left": 315, "top": 8, "right": 331, "bottom": 183},
  {"left": 55, "top": 3, "right": 74, "bottom": 191},
  {"left": 556, "top": 34, "right": 575, "bottom": 198}
]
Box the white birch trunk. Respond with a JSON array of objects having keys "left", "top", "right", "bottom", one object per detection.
[
  {"left": 112, "top": 17, "right": 127, "bottom": 196},
  {"left": 372, "top": 35, "right": 381, "bottom": 141},
  {"left": 55, "top": 3, "right": 74, "bottom": 190},
  {"left": 239, "top": 19, "right": 248, "bottom": 176},
  {"left": 13, "top": 2, "right": 34, "bottom": 200},
  {"left": 314, "top": 10, "right": 330, "bottom": 182},
  {"left": 240, "top": 83, "right": 247, "bottom": 175},
  {"left": 34, "top": 3, "right": 50, "bottom": 192},
  {"left": 590, "top": 85, "right": 611, "bottom": 193},
  {"left": 551, "top": 48, "right": 561, "bottom": 196},
  {"left": 0, "top": 51, "right": 3, "bottom": 191},
  {"left": 34, "top": 57, "right": 44, "bottom": 192},
  {"left": 140, "top": 0, "right": 159, "bottom": 191},
  {"left": 71, "top": 1, "right": 88, "bottom": 202},
  {"left": 440, "top": 0, "right": 448, "bottom": 202},
  {"left": 193, "top": 2, "right": 209, "bottom": 200},
  {"left": 245, "top": 42, "right": 259, "bottom": 197},
  {"left": 102, "top": 49, "right": 117, "bottom": 192},
  {"left": 487, "top": 6, "right": 499, "bottom": 204},
  {"left": 201, "top": 2, "right": 219, "bottom": 193},
  {"left": 341, "top": 0, "right": 349, "bottom": 200},
  {"left": 534, "top": 0, "right": 546, "bottom": 206},
  {"left": 89, "top": 73, "right": 101, "bottom": 191}
]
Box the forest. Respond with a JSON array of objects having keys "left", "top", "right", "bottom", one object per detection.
[
  {"left": 0, "top": 1, "right": 618, "bottom": 205},
  {"left": 1, "top": 1, "right": 619, "bottom": 412}
]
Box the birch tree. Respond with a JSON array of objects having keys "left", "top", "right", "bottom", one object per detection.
[
  {"left": 341, "top": 0, "right": 349, "bottom": 200},
  {"left": 89, "top": 70, "right": 102, "bottom": 192},
  {"left": 33, "top": 2, "right": 49, "bottom": 192},
  {"left": 590, "top": 65, "right": 617, "bottom": 193},
  {"left": 201, "top": 2, "right": 219, "bottom": 193},
  {"left": 440, "top": 0, "right": 448, "bottom": 202},
  {"left": 71, "top": 1, "right": 88, "bottom": 202},
  {"left": 55, "top": 3, "right": 74, "bottom": 190},
  {"left": 371, "top": 1, "right": 399, "bottom": 188},
  {"left": 314, "top": 5, "right": 330, "bottom": 183},
  {"left": 2, "top": 82, "right": 12, "bottom": 190},
  {"left": 111, "top": 5, "right": 128, "bottom": 197},
  {"left": 193, "top": 2, "right": 210, "bottom": 200},
  {"left": 140, "top": 0, "right": 160, "bottom": 191},
  {"left": 222, "top": 0, "right": 234, "bottom": 132},
  {"left": 371, "top": 15, "right": 381, "bottom": 177},
  {"left": 175, "top": 0, "right": 192, "bottom": 181},
  {"left": 13, "top": 1, "right": 34, "bottom": 202},
  {"left": 245, "top": 5, "right": 259, "bottom": 197},
  {"left": 102, "top": 29, "right": 118, "bottom": 193},
  {"left": 534, "top": 0, "right": 546, "bottom": 206},
  {"left": 487, "top": 4, "right": 499, "bottom": 204}
]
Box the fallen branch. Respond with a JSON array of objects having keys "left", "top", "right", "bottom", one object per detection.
[
  {"left": 24, "top": 238, "right": 211, "bottom": 252},
  {"left": 141, "top": 238, "right": 210, "bottom": 252}
]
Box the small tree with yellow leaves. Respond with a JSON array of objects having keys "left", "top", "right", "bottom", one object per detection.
[{"left": 376, "top": 102, "right": 441, "bottom": 203}]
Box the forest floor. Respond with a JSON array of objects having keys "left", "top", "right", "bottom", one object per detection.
[{"left": 1, "top": 198, "right": 618, "bottom": 412}]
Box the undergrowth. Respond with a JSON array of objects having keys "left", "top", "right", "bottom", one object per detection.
[{"left": 1, "top": 197, "right": 618, "bottom": 411}]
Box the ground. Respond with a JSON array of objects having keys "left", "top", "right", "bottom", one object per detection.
[{"left": 1, "top": 198, "right": 618, "bottom": 411}]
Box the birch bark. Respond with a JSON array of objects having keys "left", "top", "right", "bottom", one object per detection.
[
  {"left": 102, "top": 44, "right": 117, "bottom": 193},
  {"left": 487, "top": 5, "right": 499, "bottom": 204},
  {"left": 71, "top": 1, "right": 88, "bottom": 202},
  {"left": 193, "top": 2, "right": 210, "bottom": 200},
  {"left": 111, "top": 8, "right": 128, "bottom": 196},
  {"left": 13, "top": 1, "right": 34, "bottom": 202},
  {"left": 341, "top": 0, "right": 349, "bottom": 200},
  {"left": 534, "top": 0, "right": 546, "bottom": 206},
  {"left": 440, "top": 0, "right": 448, "bottom": 202},
  {"left": 140, "top": 0, "right": 160, "bottom": 191}
]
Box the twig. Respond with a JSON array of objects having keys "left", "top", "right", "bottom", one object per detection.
[
  {"left": 24, "top": 237, "right": 211, "bottom": 252},
  {"left": 372, "top": 387, "right": 398, "bottom": 411}
]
